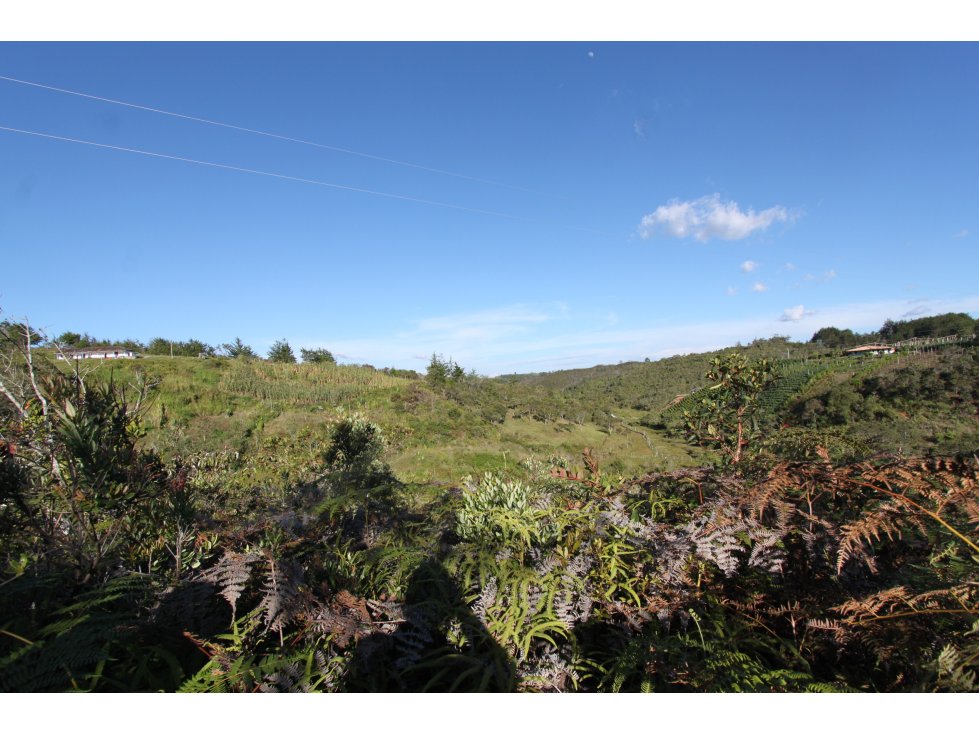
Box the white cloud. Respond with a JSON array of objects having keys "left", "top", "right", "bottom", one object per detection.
[
  {"left": 779, "top": 304, "right": 814, "bottom": 322},
  {"left": 740, "top": 260, "right": 759, "bottom": 273},
  {"left": 752, "top": 282, "right": 768, "bottom": 292},
  {"left": 823, "top": 269, "right": 837, "bottom": 281},
  {"left": 953, "top": 229, "right": 968, "bottom": 238},
  {"left": 638, "top": 193, "right": 791, "bottom": 242},
  {"left": 784, "top": 262, "right": 796, "bottom": 271},
  {"left": 412, "top": 305, "right": 550, "bottom": 341},
  {"left": 726, "top": 286, "right": 738, "bottom": 296},
  {"left": 308, "top": 295, "right": 979, "bottom": 376},
  {"left": 633, "top": 119, "right": 646, "bottom": 138}
]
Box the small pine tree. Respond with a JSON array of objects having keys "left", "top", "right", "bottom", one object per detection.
[
  {"left": 426, "top": 354, "right": 465, "bottom": 387},
  {"left": 268, "top": 339, "right": 296, "bottom": 363},
  {"left": 222, "top": 337, "right": 257, "bottom": 358}
]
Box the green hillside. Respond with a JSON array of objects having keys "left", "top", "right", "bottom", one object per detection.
[
  {"left": 55, "top": 354, "right": 702, "bottom": 485},
  {"left": 51, "top": 331, "right": 978, "bottom": 484},
  {"left": 4, "top": 321, "right": 977, "bottom": 694}
]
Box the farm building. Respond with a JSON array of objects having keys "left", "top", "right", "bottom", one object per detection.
[
  {"left": 56, "top": 347, "right": 139, "bottom": 360},
  {"left": 844, "top": 343, "right": 896, "bottom": 356}
]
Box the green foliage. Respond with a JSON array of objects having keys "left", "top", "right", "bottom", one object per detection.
[
  {"left": 455, "top": 473, "right": 558, "bottom": 551},
  {"left": 681, "top": 353, "right": 776, "bottom": 467},
  {"left": 787, "top": 348, "right": 979, "bottom": 455},
  {"left": 881, "top": 312, "right": 976, "bottom": 341},
  {"left": 810, "top": 326, "right": 870, "bottom": 348},
  {"left": 267, "top": 339, "right": 296, "bottom": 364},
  {"left": 1, "top": 320, "right": 45, "bottom": 349},
  {"left": 426, "top": 353, "right": 466, "bottom": 387},
  {"left": 300, "top": 347, "right": 336, "bottom": 364},
  {"left": 812, "top": 311, "right": 976, "bottom": 347},
  {"left": 145, "top": 338, "right": 214, "bottom": 357},
  {"left": 221, "top": 337, "right": 257, "bottom": 359},
  {"left": 315, "top": 413, "right": 397, "bottom": 520},
  {"left": 54, "top": 330, "right": 86, "bottom": 347},
  {"left": 4, "top": 310, "right": 978, "bottom": 693},
  {"left": 324, "top": 413, "right": 387, "bottom": 476},
  {"left": 934, "top": 620, "right": 979, "bottom": 692},
  {"left": 1, "top": 370, "right": 195, "bottom": 583}
]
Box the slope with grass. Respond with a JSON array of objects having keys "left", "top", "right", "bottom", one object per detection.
[{"left": 57, "top": 355, "right": 702, "bottom": 485}]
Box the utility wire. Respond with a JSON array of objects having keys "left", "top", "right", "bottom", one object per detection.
[
  {"left": 0, "top": 74, "right": 546, "bottom": 195},
  {"left": 0, "top": 124, "right": 530, "bottom": 219},
  {"left": 0, "top": 124, "right": 613, "bottom": 236}
]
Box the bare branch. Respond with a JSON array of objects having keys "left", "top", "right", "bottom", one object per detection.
[{"left": 22, "top": 318, "right": 49, "bottom": 418}]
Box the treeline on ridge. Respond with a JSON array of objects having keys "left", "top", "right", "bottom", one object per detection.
[
  {"left": 35, "top": 329, "right": 341, "bottom": 366},
  {"left": 811, "top": 312, "right": 976, "bottom": 348}
]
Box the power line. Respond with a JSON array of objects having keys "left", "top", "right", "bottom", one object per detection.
[
  {"left": 0, "top": 74, "right": 546, "bottom": 195},
  {"left": 0, "top": 124, "right": 531, "bottom": 220},
  {"left": 0, "top": 124, "right": 615, "bottom": 237}
]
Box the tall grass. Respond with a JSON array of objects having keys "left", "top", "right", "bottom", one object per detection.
[{"left": 220, "top": 361, "right": 407, "bottom": 406}]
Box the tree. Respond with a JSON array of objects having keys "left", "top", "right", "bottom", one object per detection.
[
  {"left": 221, "top": 337, "right": 257, "bottom": 359},
  {"left": 810, "top": 326, "right": 863, "bottom": 348},
  {"left": 1, "top": 320, "right": 45, "bottom": 350},
  {"left": 145, "top": 338, "right": 212, "bottom": 357},
  {"left": 54, "top": 330, "right": 83, "bottom": 348},
  {"left": 681, "top": 353, "right": 776, "bottom": 467},
  {"left": 300, "top": 347, "right": 336, "bottom": 364},
  {"left": 268, "top": 339, "right": 296, "bottom": 363},
  {"left": 426, "top": 353, "right": 465, "bottom": 387},
  {"left": 119, "top": 338, "right": 146, "bottom": 353}
]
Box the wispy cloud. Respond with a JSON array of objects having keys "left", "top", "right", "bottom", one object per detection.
[
  {"left": 740, "top": 260, "right": 759, "bottom": 273},
  {"left": 784, "top": 262, "right": 796, "bottom": 271},
  {"left": 310, "top": 295, "right": 979, "bottom": 375},
  {"left": 901, "top": 305, "right": 930, "bottom": 318},
  {"left": 779, "top": 304, "right": 815, "bottom": 322},
  {"left": 633, "top": 118, "right": 646, "bottom": 138},
  {"left": 726, "top": 286, "right": 738, "bottom": 296},
  {"left": 411, "top": 305, "right": 550, "bottom": 342},
  {"left": 797, "top": 269, "right": 837, "bottom": 286},
  {"left": 953, "top": 229, "right": 969, "bottom": 238},
  {"left": 638, "top": 194, "right": 792, "bottom": 242},
  {"left": 752, "top": 282, "right": 768, "bottom": 293}
]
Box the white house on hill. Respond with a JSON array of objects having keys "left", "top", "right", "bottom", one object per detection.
[
  {"left": 844, "top": 343, "right": 896, "bottom": 356},
  {"left": 56, "top": 347, "right": 139, "bottom": 360}
]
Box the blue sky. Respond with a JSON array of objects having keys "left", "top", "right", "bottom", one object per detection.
[{"left": 1, "top": 42, "right": 977, "bottom": 374}]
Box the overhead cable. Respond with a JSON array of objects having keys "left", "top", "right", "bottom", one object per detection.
[{"left": 0, "top": 74, "right": 544, "bottom": 195}]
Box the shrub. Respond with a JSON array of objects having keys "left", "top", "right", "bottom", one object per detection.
[
  {"left": 268, "top": 339, "right": 296, "bottom": 364},
  {"left": 455, "top": 473, "right": 557, "bottom": 549},
  {"left": 300, "top": 347, "right": 336, "bottom": 364}
]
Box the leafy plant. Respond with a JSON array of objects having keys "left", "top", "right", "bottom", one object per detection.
[{"left": 681, "top": 353, "right": 776, "bottom": 467}]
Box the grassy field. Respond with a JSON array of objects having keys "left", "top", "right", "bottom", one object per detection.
[
  {"left": 57, "top": 355, "right": 702, "bottom": 484},
  {"left": 51, "top": 337, "right": 975, "bottom": 487}
]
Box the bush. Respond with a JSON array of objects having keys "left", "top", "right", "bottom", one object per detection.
[
  {"left": 455, "top": 473, "right": 557, "bottom": 549},
  {"left": 267, "top": 339, "right": 296, "bottom": 363},
  {"left": 323, "top": 414, "right": 392, "bottom": 487},
  {"left": 426, "top": 354, "right": 465, "bottom": 387},
  {"left": 300, "top": 347, "right": 336, "bottom": 364},
  {"left": 221, "top": 337, "right": 257, "bottom": 358}
]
